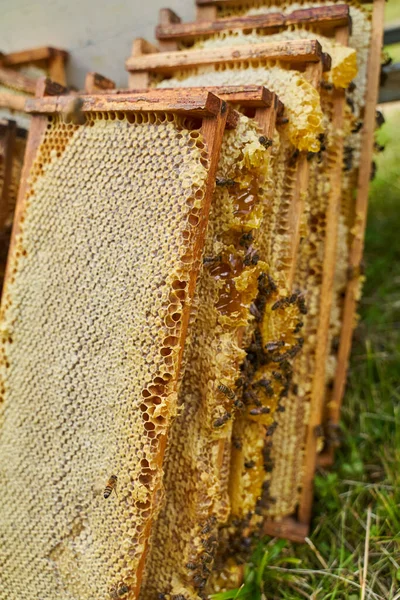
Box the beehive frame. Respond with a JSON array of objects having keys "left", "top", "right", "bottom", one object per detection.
[
  {"left": 0, "top": 79, "right": 237, "bottom": 599},
  {"left": 126, "top": 38, "right": 331, "bottom": 88},
  {"left": 318, "top": 0, "right": 386, "bottom": 467},
  {"left": 0, "top": 46, "right": 69, "bottom": 86},
  {"left": 157, "top": 4, "right": 351, "bottom": 50}
]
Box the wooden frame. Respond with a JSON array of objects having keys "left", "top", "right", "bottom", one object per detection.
[
  {"left": 195, "top": 0, "right": 370, "bottom": 21},
  {"left": 4, "top": 79, "right": 236, "bottom": 597},
  {"left": 0, "top": 119, "right": 17, "bottom": 231},
  {"left": 0, "top": 47, "right": 69, "bottom": 86},
  {"left": 126, "top": 38, "right": 331, "bottom": 88},
  {"left": 157, "top": 5, "right": 351, "bottom": 50},
  {"left": 318, "top": 0, "right": 386, "bottom": 468}
]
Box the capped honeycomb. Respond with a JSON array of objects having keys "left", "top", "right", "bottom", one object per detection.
[
  {"left": 0, "top": 109, "right": 214, "bottom": 599},
  {"left": 156, "top": 66, "right": 323, "bottom": 153}
]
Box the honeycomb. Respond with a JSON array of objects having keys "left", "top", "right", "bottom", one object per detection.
[
  {"left": 0, "top": 110, "right": 213, "bottom": 599},
  {"left": 156, "top": 66, "right": 324, "bottom": 152}
]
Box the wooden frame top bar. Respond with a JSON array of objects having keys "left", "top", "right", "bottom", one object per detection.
[
  {"left": 196, "top": 0, "right": 372, "bottom": 7},
  {"left": 25, "top": 88, "right": 239, "bottom": 128},
  {"left": 0, "top": 46, "right": 68, "bottom": 68},
  {"left": 157, "top": 5, "right": 351, "bottom": 43},
  {"left": 109, "top": 84, "right": 280, "bottom": 108},
  {"left": 126, "top": 39, "right": 331, "bottom": 73},
  {"left": 0, "top": 66, "right": 37, "bottom": 94}
]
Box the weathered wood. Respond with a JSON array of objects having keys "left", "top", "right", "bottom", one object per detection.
[
  {"left": 0, "top": 120, "right": 16, "bottom": 231},
  {"left": 35, "top": 77, "right": 67, "bottom": 98},
  {"left": 145, "top": 84, "right": 276, "bottom": 108},
  {"left": 328, "top": 0, "right": 386, "bottom": 450},
  {"left": 196, "top": 0, "right": 372, "bottom": 7},
  {"left": 25, "top": 89, "right": 239, "bottom": 130},
  {"left": 2, "top": 115, "right": 48, "bottom": 297},
  {"left": 126, "top": 39, "right": 331, "bottom": 75},
  {"left": 0, "top": 66, "right": 37, "bottom": 95},
  {"left": 157, "top": 5, "right": 350, "bottom": 43},
  {"left": 48, "top": 53, "right": 68, "bottom": 86},
  {"left": 0, "top": 46, "right": 68, "bottom": 68},
  {"left": 264, "top": 517, "right": 309, "bottom": 543},
  {"left": 85, "top": 72, "right": 116, "bottom": 95}
]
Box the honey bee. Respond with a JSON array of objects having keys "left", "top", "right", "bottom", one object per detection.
[
  {"left": 374, "top": 141, "right": 385, "bottom": 153},
  {"left": 265, "top": 341, "right": 285, "bottom": 353},
  {"left": 277, "top": 116, "right": 289, "bottom": 126},
  {"left": 213, "top": 412, "right": 231, "bottom": 428},
  {"left": 244, "top": 460, "right": 256, "bottom": 469},
  {"left": 216, "top": 177, "right": 236, "bottom": 187},
  {"left": 239, "top": 231, "right": 253, "bottom": 248},
  {"left": 63, "top": 97, "right": 86, "bottom": 125},
  {"left": 259, "top": 135, "right": 273, "bottom": 149},
  {"left": 297, "top": 296, "right": 308, "bottom": 315},
  {"left": 266, "top": 422, "right": 278, "bottom": 436},
  {"left": 370, "top": 161, "right": 377, "bottom": 181},
  {"left": 346, "top": 97, "right": 355, "bottom": 114},
  {"left": 271, "top": 298, "right": 289, "bottom": 311},
  {"left": 376, "top": 110, "right": 385, "bottom": 128},
  {"left": 352, "top": 121, "right": 363, "bottom": 134},
  {"left": 348, "top": 81, "right": 356, "bottom": 92},
  {"left": 320, "top": 80, "right": 333, "bottom": 91},
  {"left": 250, "top": 302, "right": 262, "bottom": 322},
  {"left": 289, "top": 149, "right": 300, "bottom": 167},
  {"left": 277, "top": 405, "right": 286, "bottom": 413},
  {"left": 110, "top": 583, "right": 130, "bottom": 599},
  {"left": 249, "top": 406, "right": 270, "bottom": 416},
  {"left": 203, "top": 255, "right": 222, "bottom": 265},
  {"left": 217, "top": 383, "right": 236, "bottom": 401},
  {"left": 186, "top": 562, "right": 197, "bottom": 570},
  {"left": 294, "top": 320, "right": 304, "bottom": 334},
  {"left": 104, "top": 475, "right": 118, "bottom": 499},
  {"left": 232, "top": 436, "right": 243, "bottom": 450}
]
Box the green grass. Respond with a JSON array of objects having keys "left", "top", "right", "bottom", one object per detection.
[{"left": 210, "top": 108, "right": 400, "bottom": 600}]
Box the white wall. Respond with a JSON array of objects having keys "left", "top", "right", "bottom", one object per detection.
[{"left": 0, "top": 1, "right": 196, "bottom": 89}]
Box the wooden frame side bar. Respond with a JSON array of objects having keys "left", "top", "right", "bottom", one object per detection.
[
  {"left": 0, "top": 120, "right": 17, "bottom": 230},
  {"left": 157, "top": 5, "right": 350, "bottom": 44},
  {"left": 126, "top": 39, "right": 331, "bottom": 75},
  {"left": 298, "top": 51, "right": 348, "bottom": 526},
  {"left": 323, "top": 0, "right": 386, "bottom": 462}
]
